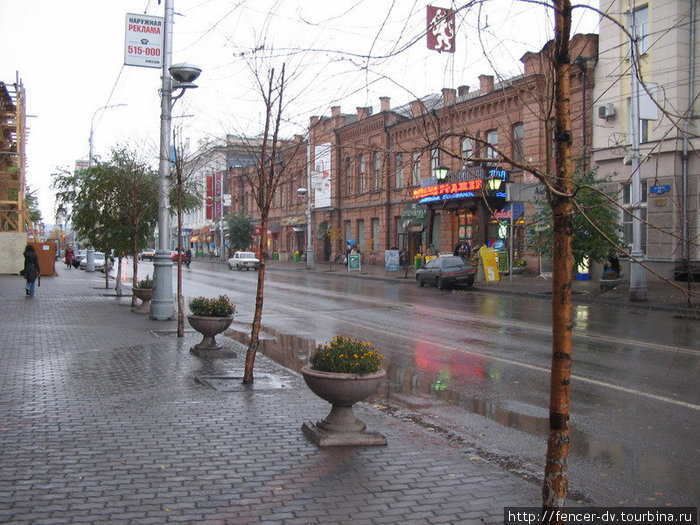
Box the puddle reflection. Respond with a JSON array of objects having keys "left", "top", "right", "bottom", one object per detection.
[{"left": 231, "top": 326, "right": 694, "bottom": 501}]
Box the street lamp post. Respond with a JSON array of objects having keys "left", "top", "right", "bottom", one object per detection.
[
  {"left": 85, "top": 103, "right": 127, "bottom": 272},
  {"left": 296, "top": 187, "right": 314, "bottom": 270},
  {"left": 150, "top": 0, "right": 201, "bottom": 320},
  {"left": 88, "top": 103, "right": 127, "bottom": 167}
]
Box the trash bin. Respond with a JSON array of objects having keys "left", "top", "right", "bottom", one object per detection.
[
  {"left": 414, "top": 254, "right": 423, "bottom": 269},
  {"left": 294, "top": 252, "right": 300, "bottom": 262},
  {"left": 272, "top": 252, "right": 279, "bottom": 260}
]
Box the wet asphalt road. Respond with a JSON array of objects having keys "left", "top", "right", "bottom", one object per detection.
[{"left": 135, "top": 261, "right": 699, "bottom": 506}]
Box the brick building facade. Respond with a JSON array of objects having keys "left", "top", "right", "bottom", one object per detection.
[{"left": 225, "top": 34, "right": 599, "bottom": 270}]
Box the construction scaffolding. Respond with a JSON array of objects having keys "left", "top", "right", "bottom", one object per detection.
[{"left": 0, "top": 74, "right": 29, "bottom": 233}]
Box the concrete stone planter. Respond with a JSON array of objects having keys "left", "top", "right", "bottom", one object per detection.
[
  {"left": 131, "top": 287, "right": 153, "bottom": 314},
  {"left": 301, "top": 365, "right": 387, "bottom": 446},
  {"left": 510, "top": 266, "right": 526, "bottom": 275},
  {"left": 187, "top": 314, "right": 234, "bottom": 357},
  {"left": 599, "top": 278, "right": 622, "bottom": 291}
]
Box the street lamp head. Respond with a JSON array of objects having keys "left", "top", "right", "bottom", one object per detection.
[
  {"left": 169, "top": 63, "right": 202, "bottom": 85},
  {"left": 434, "top": 165, "right": 450, "bottom": 181},
  {"left": 487, "top": 177, "right": 503, "bottom": 191},
  {"left": 297, "top": 187, "right": 308, "bottom": 197}
]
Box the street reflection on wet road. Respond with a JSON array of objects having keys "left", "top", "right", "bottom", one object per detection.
[{"left": 139, "top": 261, "right": 699, "bottom": 504}]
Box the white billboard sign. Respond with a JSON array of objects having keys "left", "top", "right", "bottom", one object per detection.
[
  {"left": 313, "top": 143, "right": 332, "bottom": 208},
  {"left": 124, "top": 13, "right": 164, "bottom": 68}
]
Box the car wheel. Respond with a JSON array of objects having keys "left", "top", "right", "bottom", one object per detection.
[
  {"left": 236, "top": 264, "right": 241, "bottom": 271},
  {"left": 227, "top": 263, "right": 232, "bottom": 270},
  {"left": 417, "top": 278, "right": 425, "bottom": 287},
  {"left": 465, "top": 278, "right": 474, "bottom": 289},
  {"left": 436, "top": 277, "right": 444, "bottom": 290}
]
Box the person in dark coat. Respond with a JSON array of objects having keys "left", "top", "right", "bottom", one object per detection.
[
  {"left": 64, "top": 244, "right": 74, "bottom": 269},
  {"left": 22, "top": 244, "right": 40, "bottom": 296}
]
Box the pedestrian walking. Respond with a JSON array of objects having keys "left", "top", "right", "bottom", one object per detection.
[
  {"left": 21, "top": 244, "right": 40, "bottom": 296},
  {"left": 64, "top": 244, "right": 74, "bottom": 269}
]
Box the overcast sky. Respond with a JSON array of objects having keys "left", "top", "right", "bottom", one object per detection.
[{"left": 0, "top": 0, "right": 598, "bottom": 223}]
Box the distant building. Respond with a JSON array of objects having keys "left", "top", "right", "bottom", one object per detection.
[{"left": 592, "top": 0, "right": 699, "bottom": 277}]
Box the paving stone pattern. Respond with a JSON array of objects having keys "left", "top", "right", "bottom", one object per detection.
[{"left": 0, "top": 270, "right": 541, "bottom": 524}]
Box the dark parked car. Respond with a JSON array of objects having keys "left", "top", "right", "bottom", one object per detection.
[{"left": 416, "top": 255, "right": 475, "bottom": 289}]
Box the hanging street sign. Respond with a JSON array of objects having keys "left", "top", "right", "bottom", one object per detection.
[
  {"left": 649, "top": 185, "right": 670, "bottom": 195},
  {"left": 124, "top": 13, "right": 164, "bottom": 68}
]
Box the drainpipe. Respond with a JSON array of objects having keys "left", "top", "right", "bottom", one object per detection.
[{"left": 384, "top": 122, "right": 392, "bottom": 249}]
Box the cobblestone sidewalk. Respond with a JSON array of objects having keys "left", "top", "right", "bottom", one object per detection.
[{"left": 1, "top": 269, "right": 542, "bottom": 524}]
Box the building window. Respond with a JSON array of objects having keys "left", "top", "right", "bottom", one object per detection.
[
  {"left": 358, "top": 154, "right": 366, "bottom": 193},
  {"left": 412, "top": 151, "right": 421, "bottom": 186},
  {"left": 344, "top": 220, "right": 351, "bottom": 245},
  {"left": 621, "top": 181, "right": 647, "bottom": 253},
  {"left": 640, "top": 119, "right": 651, "bottom": 143},
  {"left": 430, "top": 148, "right": 439, "bottom": 173},
  {"left": 373, "top": 151, "right": 381, "bottom": 191},
  {"left": 461, "top": 138, "right": 473, "bottom": 166},
  {"left": 344, "top": 157, "right": 352, "bottom": 196},
  {"left": 630, "top": 5, "right": 649, "bottom": 55},
  {"left": 512, "top": 123, "right": 524, "bottom": 163},
  {"left": 357, "top": 219, "right": 365, "bottom": 251},
  {"left": 486, "top": 129, "right": 498, "bottom": 159},
  {"left": 395, "top": 153, "right": 404, "bottom": 188},
  {"left": 371, "top": 218, "right": 380, "bottom": 253}
]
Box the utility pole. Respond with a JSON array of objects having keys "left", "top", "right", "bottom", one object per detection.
[{"left": 628, "top": 10, "right": 648, "bottom": 301}]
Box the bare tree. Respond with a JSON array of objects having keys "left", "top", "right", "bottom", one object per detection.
[{"left": 237, "top": 64, "right": 307, "bottom": 384}]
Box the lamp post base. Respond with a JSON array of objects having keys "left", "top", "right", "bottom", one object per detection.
[
  {"left": 305, "top": 249, "right": 315, "bottom": 270},
  {"left": 150, "top": 251, "right": 175, "bottom": 320},
  {"left": 628, "top": 252, "right": 648, "bottom": 302}
]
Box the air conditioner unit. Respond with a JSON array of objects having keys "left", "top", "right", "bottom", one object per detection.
[{"left": 598, "top": 103, "right": 616, "bottom": 120}]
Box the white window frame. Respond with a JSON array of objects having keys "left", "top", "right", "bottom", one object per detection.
[
  {"left": 412, "top": 151, "right": 421, "bottom": 186},
  {"left": 486, "top": 130, "right": 498, "bottom": 159},
  {"left": 461, "top": 138, "right": 473, "bottom": 166},
  {"left": 395, "top": 153, "right": 403, "bottom": 188}
]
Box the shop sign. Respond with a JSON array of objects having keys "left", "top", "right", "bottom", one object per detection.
[
  {"left": 384, "top": 250, "right": 400, "bottom": 272},
  {"left": 347, "top": 253, "right": 361, "bottom": 272},
  {"left": 413, "top": 179, "right": 483, "bottom": 202},
  {"left": 479, "top": 246, "right": 500, "bottom": 282},
  {"left": 281, "top": 216, "right": 306, "bottom": 226}
]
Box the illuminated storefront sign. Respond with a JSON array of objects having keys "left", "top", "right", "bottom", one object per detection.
[
  {"left": 413, "top": 179, "right": 484, "bottom": 203},
  {"left": 413, "top": 169, "right": 510, "bottom": 204}
]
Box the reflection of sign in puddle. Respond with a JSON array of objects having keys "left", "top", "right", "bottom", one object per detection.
[{"left": 195, "top": 374, "right": 291, "bottom": 391}]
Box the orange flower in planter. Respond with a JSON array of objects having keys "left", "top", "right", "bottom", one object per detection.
[{"left": 309, "top": 335, "right": 383, "bottom": 375}]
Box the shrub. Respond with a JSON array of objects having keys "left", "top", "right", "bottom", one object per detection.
[
  {"left": 309, "top": 335, "right": 383, "bottom": 375},
  {"left": 188, "top": 295, "right": 235, "bottom": 317},
  {"left": 136, "top": 275, "right": 153, "bottom": 288}
]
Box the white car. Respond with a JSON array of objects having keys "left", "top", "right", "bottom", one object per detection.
[
  {"left": 79, "top": 251, "right": 106, "bottom": 271},
  {"left": 227, "top": 251, "right": 259, "bottom": 271}
]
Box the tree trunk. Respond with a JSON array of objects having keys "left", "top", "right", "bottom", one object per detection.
[
  {"left": 104, "top": 251, "right": 110, "bottom": 289},
  {"left": 132, "top": 238, "right": 139, "bottom": 307},
  {"left": 115, "top": 256, "right": 123, "bottom": 296},
  {"left": 542, "top": 0, "right": 574, "bottom": 516},
  {"left": 243, "top": 216, "right": 268, "bottom": 384},
  {"left": 176, "top": 171, "right": 184, "bottom": 338}
]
